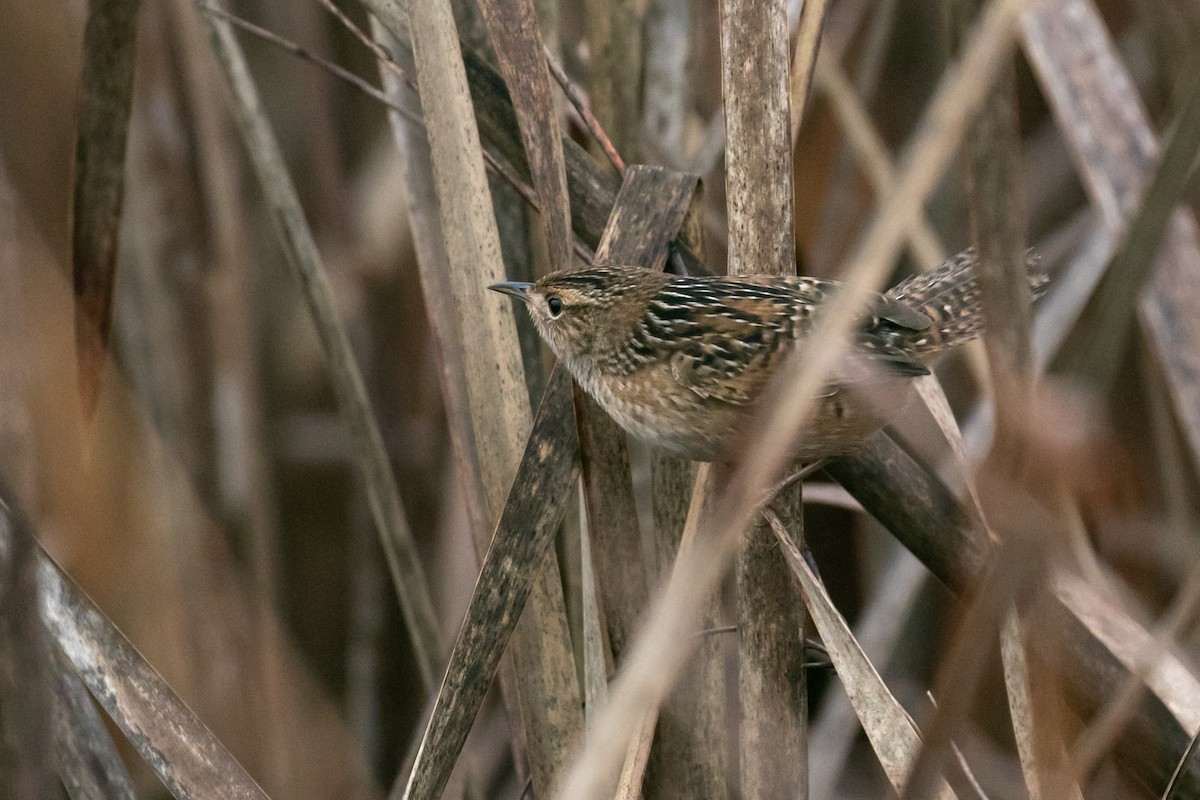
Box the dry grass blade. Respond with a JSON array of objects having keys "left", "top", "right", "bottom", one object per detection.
[
  {"left": 1018, "top": 7, "right": 1200, "bottom": 781},
  {"left": 613, "top": 714, "right": 658, "bottom": 800},
  {"left": 635, "top": 463, "right": 725, "bottom": 799},
  {"left": 592, "top": 165, "right": 697, "bottom": 269},
  {"left": 830, "top": 432, "right": 1200, "bottom": 792},
  {"left": 369, "top": 20, "right": 483, "bottom": 535},
  {"left": 197, "top": 3, "right": 421, "bottom": 126},
  {"left": 722, "top": 0, "right": 806, "bottom": 793},
  {"left": 1019, "top": 0, "right": 1156, "bottom": 228},
  {"left": 998, "top": 614, "right": 1042, "bottom": 798},
  {"left": 827, "top": 433, "right": 991, "bottom": 593},
  {"left": 402, "top": 366, "right": 581, "bottom": 800},
  {"left": 913, "top": 375, "right": 987, "bottom": 521},
  {"left": 799, "top": 481, "right": 861, "bottom": 512},
  {"left": 0, "top": 175, "right": 35, "bottom": 505},
  {"left": 1021, "top": 0, "right": 1200, "bottom": 478},
  {"left": 1056, "top": 65, "right": 1200, "bottom": 387},
  {"left": 1054, "top": 573, "right": 1200, "bottom": 791},
  {"left": 787, "top": 0, "right": 829, "bottom": 142},
  {"left": 583, "top": 0, "right": 641, "bottom": 160},
  {"left": 71, "top": 0, "right": 140, "bottom": 419},
  {"left": 1066, "top": 562, "right": 1200, "bottom": 784},
  {"left": 457, "top": 45, "right": 621, "bottom": 250},
  {"left": 737, "top": 483, "right": 806, "bottom": 799},
  {"left": 377, "top": 0, "right": 548, "bottom": 518},
  {"left": 1000, "top": 610, "right": 1083, "bottom": 800},
  {"left": 372, "top": 21, "right": 530, "bottom": 800},
  {"left": 0, "top": 496, "right": 54, "bottom": 800},
  {"left": 543, "top": 47, "right": 626, "bottom": 175},
  {"left": 766, "top": 512, "right": 954, "bottom": 799},
  {"left": 476, "top": 0, "right": 573, "bottom": 266},
  {"left": 580, "top": 490, "right": 609, "bottom": 718},
  {"left": 899, "top": 536, "right": 1038, "bottom": 800},
  {"left": 809, "top": 553, "right": 928, "bottom": 798},
  {"left": 201, "top": 9, "right": 444, "bottom": 691},
  {"left": 51, "top": 642, "right": 138, "bottom": 800},
  {"left": 358, "top": 7, "right": 623, "bottom": 255},
  {"left": 1163, "top": 723, "right": 1200, "bottom": 800},
  {"left": 37, "top": 547, "right": 268, "bottom": 799},
  {"left": 398, "top": 0, "right": 543, "bottom": 503},
  {"left": 722, "top": 0, "right": 794, "bottom": 278}
]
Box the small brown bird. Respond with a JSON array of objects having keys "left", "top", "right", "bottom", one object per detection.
[{"left": 491, "top": 249, "right": 1046, "bottom": 462}]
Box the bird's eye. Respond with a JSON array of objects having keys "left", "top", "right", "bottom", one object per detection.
[{"left": 547, "top": 296, "right": 564, "bottom": 318}]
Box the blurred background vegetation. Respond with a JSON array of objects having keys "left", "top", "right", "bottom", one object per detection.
[{"left": 3, "top": 0, "right": 1200, "bottom": 798}]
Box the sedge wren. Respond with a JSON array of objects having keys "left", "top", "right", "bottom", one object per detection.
[{"left": 491, "top": 249, "right": 1046, "bottom": 462}]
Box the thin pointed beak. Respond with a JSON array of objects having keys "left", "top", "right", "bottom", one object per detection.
[{"left": 489, "top": 281, "right": 533, "bottom": 301}]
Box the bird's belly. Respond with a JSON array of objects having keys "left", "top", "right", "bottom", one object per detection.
[
  {"left": 575, "top": 365, "right": 727, "bottom": 459},
  {"left": 578, "top": 365, "right": 915, "bottom": 462}
]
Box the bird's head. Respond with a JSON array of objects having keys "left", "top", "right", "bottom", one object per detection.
[{"left": 489, "top": 267, "right": 667, "bottom": 366}]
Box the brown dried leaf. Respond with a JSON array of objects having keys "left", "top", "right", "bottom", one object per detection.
[
  {"left": 767, "top": 514, "right": 954, "bottom": 800},
  {"left": 476, "top": 0, "right": 573, "bottom": 266},
  {"left": 71, "top": 0, "right": 140, "bottom": 418},
  {"left": 39, "top": 551, "right": 268, "bottom": 799},
  {"left": 400, "top": 367, "right": 581, "bottom": 800}
]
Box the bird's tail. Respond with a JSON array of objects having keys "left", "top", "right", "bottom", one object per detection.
[{"left": 886, "top": 248, "right": 1048, "bottom": 355}]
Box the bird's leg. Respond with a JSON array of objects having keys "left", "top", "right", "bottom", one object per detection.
[
  {"left": 801, "top": 638, "right": 831, "bottom": 669},
  {"left": 756, "top": 458, "right": 828, "bottom": 514}
]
